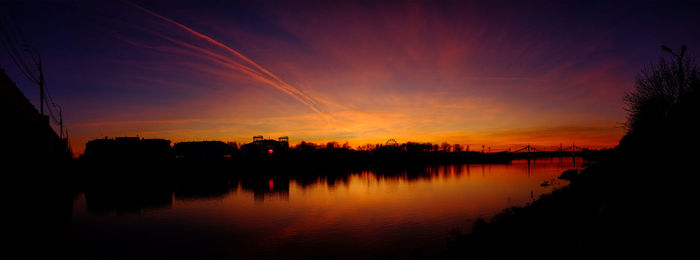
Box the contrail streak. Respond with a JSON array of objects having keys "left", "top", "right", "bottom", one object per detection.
[{"left": 126, "top": 1, "right": 327, "bottom": 117}]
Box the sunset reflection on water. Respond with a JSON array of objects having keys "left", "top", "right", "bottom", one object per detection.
[{"left": 71, "top": 158, "right": 582, "bottom": 258}]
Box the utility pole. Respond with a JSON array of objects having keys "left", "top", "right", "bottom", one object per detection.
[
  {"left": 59, "top": 107, "right": 63, "bottom": 138},
  {"left": 662, "top": 45, "right": 687, "bottom": 90},
  {"left": 39, "top": 58, "right": 44, "bottom": 115}
]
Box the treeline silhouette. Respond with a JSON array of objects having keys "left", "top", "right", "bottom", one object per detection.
[
  {"left": 80, "top": 137, "right": 600, "bottom": 173},
  {"left": 74, "top": 138, "right": 504, "bottom": 191},
  {"left": 447, "top": 46, "right": 700, "bottom": 258}
]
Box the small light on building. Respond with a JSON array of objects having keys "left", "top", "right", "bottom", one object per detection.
[{"left": 268, "top": 149, "right": 274, "bottom": 154}]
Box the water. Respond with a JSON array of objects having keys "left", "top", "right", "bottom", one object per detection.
[{"left": 70, "top": 158, "right": 583, "bottom": 258}]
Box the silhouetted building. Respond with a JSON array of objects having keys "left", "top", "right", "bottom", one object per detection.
[
  {"left": 241, "top": 135, "right": 289, "bottom": 159},
  {"left": 173, "top": 141, "right": 233, "bottom": 161},
  {"left": 84, "top": 137, "right": 172, "bottom": 162}
]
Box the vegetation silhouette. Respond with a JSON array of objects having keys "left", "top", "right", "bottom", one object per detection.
[
  {"left": 619, "top": 45, "right": 699, "bottom": 161},
  {"left": 447, "top": 46, "right": 700, "bottom": 258},
  {"left": 78, "top": 136, "right": 601, "bottom": 177}
]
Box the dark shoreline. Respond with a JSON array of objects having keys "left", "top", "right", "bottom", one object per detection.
[
  {"left": 445, "top": 150, "right": 700, "bottom": 258},
  {"left": 445, "top": 161, "right": 608, "bottom": 258}
]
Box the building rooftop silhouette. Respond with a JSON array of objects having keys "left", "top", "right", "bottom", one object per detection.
[
  {"left": 241, "top": 135, "right": 289, "bottom": 157},
  {"left": 84, "top": 136, "right": 171, "bottom": 161},
  {"left": 173, "top": 141, "right": 233, "bottom": 160}
]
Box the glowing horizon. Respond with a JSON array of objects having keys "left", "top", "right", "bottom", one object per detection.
[{"left": 4, "top": 1, "right": 698, "bottom": 155}]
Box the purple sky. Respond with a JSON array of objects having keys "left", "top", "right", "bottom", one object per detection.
[{"left": 2, "top": 0, "right": 699, "bottom": 154}]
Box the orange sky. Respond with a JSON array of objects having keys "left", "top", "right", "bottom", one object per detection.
[{"left": 11, "top": 1, "right": 698, "bottom": 154}]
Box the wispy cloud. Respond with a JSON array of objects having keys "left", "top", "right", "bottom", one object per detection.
[
  {"left": 125, "top": 1, "right": 329, "bottom": 119},
  {"left": 55, "top": 1, "right": 648, "bottom": 154}
]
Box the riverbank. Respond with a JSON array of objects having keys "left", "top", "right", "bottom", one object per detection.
[
  {"left": 445, "top": 161, "right": 607, "bottom": 257},
  {"left": 446, "top": 149, "right": 700, "bottom": 258}
]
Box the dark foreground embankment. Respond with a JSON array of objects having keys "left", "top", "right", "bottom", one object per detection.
[{"left": 446, "top": 149, "right": 700, "bottom": 258}]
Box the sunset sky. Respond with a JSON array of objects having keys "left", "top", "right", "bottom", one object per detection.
[{"left": 2, "top": 0, "right": 700, "bottom": 154}]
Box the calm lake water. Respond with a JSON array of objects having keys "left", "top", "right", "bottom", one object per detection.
[{"left": 70, "top": 158, "right": 583, "bottom": 258}]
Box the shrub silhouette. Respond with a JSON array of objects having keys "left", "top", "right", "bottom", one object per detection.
[
  {"left": 620, "top": 45, "right": 700, "bottom": 159},
  {"left": 447, "top": 46, "right": 700, "bottom": 258}
]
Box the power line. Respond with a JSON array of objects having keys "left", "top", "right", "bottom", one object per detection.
[{"left": 0, "top": 2, "right": 66, "bottom": 138}]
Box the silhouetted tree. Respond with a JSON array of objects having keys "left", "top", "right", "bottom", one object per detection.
[
  {"left": 226, "top": 142, "right": 239, "bottom": 152},
  {"left": 294, "top": 141, "right": 318, "bottom": 151},
  {"left": 621, "top": 45, "right": 699, "bottom": 157},
  {"left": 357, "top": 144, "right": 376, "bottom": 151},
  {"left": 326, "top": 141, "right": 339, "bottom": 150},
  {"left": 440, "top": 142, "right": 452, "bottom": 152}
]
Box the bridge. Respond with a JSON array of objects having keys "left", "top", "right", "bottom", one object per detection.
[
  {"left": 384, "top": 139, "right": 597, "bottom": 154},
  {"left": 510, "top": 144, "right": 586, "bottom": 153}
]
